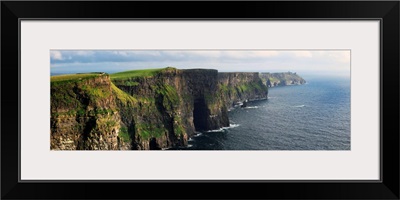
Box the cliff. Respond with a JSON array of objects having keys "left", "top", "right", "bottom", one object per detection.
[
  {"left": 50, "top": 73, "right": 130, "bottom": 150},
  {"left": 218, "top": 72, "right": 268, "bottom": 109},
  {"left": 50, "top": 67, "right": 269, "bottom": 150},
  {"left": 259, "top": 72, "right": 306, "bottom": 87}
]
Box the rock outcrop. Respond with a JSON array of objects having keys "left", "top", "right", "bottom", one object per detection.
[
  {"left": 259, "top": 72, "right": 306, "bottom": 87},
  {"left": 50, "top": 74, "right": 130, "bottom": 150},
  {"left": 218, "top": 72, "right": 268, "bottom": 109},
  {"left": 50, "top": 67, "right": 272, "bottom": 150}
]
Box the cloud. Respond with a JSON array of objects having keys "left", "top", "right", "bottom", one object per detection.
[
  {"left": 326, "top": 51, "right": 350, "bottom": 63},
  {"left": 293, "top": 51, "right": 313, "bottom": 58},
  {"left": 50, "top": 51, "right": 63, "bottom": 60},
  {"left": 181, "top": 51, "right": 221, "bottom": 58},
  {"left": 252, "top": 51, "right": 280, "bottom": 57},
  {"left": 75, "top": 51, "right": 95, "bottom": 56},
  {"left": 220, "top": 51, "right": 280, "bottom": 59},
  {"left": 50, "top": 50, "right": 350, "bottom": 75},
  {"left": 50, "top": 50, "right": 286, "bottom": 65}
]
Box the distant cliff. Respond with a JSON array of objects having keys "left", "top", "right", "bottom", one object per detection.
[
  {"left": 50, "top": 67, "right": 269, "bottom": 150},
  {"left": 259, "top": 72, "right": 306, "bottom": 87},
  {"left": 218, "top": 72, "right": 268, "bottom": 109}
]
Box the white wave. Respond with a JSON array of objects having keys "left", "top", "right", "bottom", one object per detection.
[
  {"left": 229, "top": 123, "right": 240, "bottom": 128},
  {"left": 293, "top": 105, "right": 305, "bottom": 108},
  {"left": 244, "top": 106, "right": 258, "bottom": 109},
  {"left": 187, "top": 144, "right": 193, "bottom": 148},
  {"left": 206, "top": 123, "right": 240, "bottom": 133},
  {"left": 188, "top": 138, "right": 194, "bottom": 141},
  {"left": 206, "top": 128, "right": 225, "bottom": 133},
  {"left": 228, "top": 107, "right": 240, "bottom": 112},
  {"left": 194, "top": 132, "right": 203, "bottom": 137}
]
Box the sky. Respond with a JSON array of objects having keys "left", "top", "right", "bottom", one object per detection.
[{"left": 50, "top": 50, "right": 350, "bottom": 77}]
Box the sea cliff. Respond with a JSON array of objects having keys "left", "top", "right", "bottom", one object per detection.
[
  {"left": 50, "top": 68, "right": 304, "bottom": 150},
  {"left": 259, "top": 72, "right": 306, "bottom": 87}
]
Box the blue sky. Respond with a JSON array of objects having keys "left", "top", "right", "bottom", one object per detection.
[{"left": 50, "top": 50, "right": 350, "bottom": 76}]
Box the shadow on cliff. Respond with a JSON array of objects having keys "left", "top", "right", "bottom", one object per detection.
[{"left": 193, "top": 97, "right": 209, "bottom": 131}]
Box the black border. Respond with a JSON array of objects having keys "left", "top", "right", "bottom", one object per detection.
[{"left": 2, "top": 1, "right": 399, "bottom": 199}]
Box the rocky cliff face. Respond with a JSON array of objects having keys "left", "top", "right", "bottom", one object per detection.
[
  {"left": 218, "top": 72, "right": 268, "bottom": 109},
  {"left": 111, "top": 68, "right": 231, "bottom": 150},
  {"left": 50, "top": 68, "right": 269, "bottom": 150},
  {"left": 50, "top": 74, "right": 130, "bottom": 150},
  {"left": 259, "top": 72, "right": 306, "bottom": 87}
]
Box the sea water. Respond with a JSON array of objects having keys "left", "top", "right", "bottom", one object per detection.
[{"left": 183, "top": 76, "right": 351, "bottom": 150}]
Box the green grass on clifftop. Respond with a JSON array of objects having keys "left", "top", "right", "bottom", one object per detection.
[
  {"left": 51, "top": 73, "right": 105, "bottom": 83},
  {"left": 110, "top": 68, "right": 165, "bottom": 80},
  {"left": 111, "top": 82, "right": 138, "bottom": 105}
]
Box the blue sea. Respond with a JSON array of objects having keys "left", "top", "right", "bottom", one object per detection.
[{"left": 185, "top": 76, "right": 351, "bottom": 150}]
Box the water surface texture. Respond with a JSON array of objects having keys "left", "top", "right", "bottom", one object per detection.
[{"left": 183, "top": 76, "right": 351, "bottom": 150}]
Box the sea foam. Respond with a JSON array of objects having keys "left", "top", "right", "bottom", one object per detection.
[
  {"left": 293, "top": 105, "right": 305, "bottom": 108},
  {"left": 206, "top": 123, "right": 240, "bottom": 133}
]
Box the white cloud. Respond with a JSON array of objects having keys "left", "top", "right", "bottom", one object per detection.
[
  {"left": 75, "top": 51, "right": 94, "bottom": 56},
  {"left": 251, "top": 51, "right": 280, "bottom": 57},
  {"left": 328, "top": 51, "right": 350, "bottom": 63},
  {"left": 185, "top": 51, "right": 221, "bottom": 58},
  {"left": 51, "top": 50, "right": 350, "bottom": 75},
  {"left": 50, "top": 51, "right": 63, "bottom": 60},
  {"left": 112, "top": 51, "right": 130, "bottom": 56},
  {"left": 148, "top": 51, "right": 280, "bottom": 60}
]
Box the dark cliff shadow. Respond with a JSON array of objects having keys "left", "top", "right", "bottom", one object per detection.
[
  {"left": 149, "top": 138, "right": 161, "bottom": 150},
  {"left": 128, "top": 122, "right": 137, "bottom": 150},
  {"left": 193, "top": 97, "right": 209, "bottom": 131},
  {"left": 76, "top": 116, "right": 96, "bottom": 150}
]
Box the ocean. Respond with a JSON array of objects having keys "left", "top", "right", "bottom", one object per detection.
[{"left": 182, "top": 76, "right": 351, "bottom": 150}]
